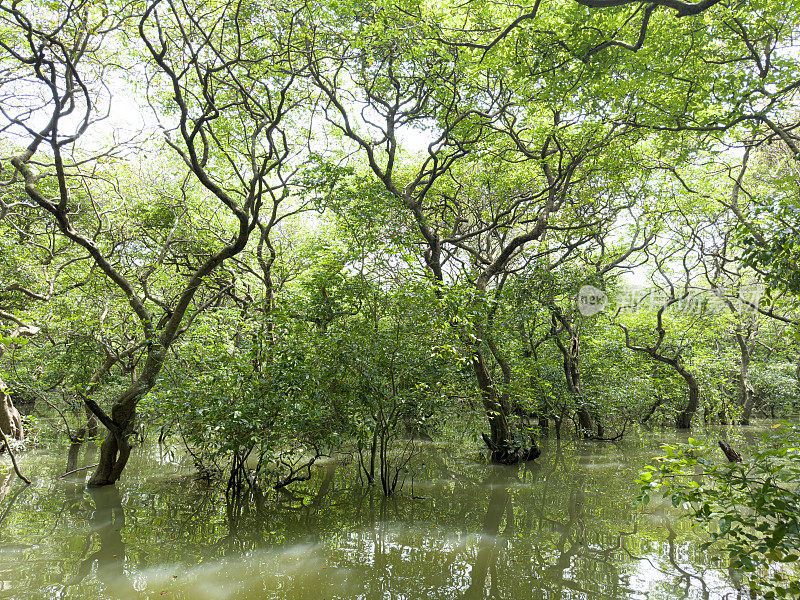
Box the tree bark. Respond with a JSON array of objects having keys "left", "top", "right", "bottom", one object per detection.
[
  {"left": 725, "top": 314, "right": 757, "bottom": 425},
  {"left": 86, "top": 349, "right": 164, "bottom": 487},
  {"left": 550, "top": 308, "right": 596, "bottom": 438},
  {"left": 718, "top": 440, "right": 742, "bottom": 462},
  {"left": 675, "top": 367, "right": 699, "bottom": 429},
  {"left": 738, "top": 354, "right": 755, "bottom": 425},
  {"left": 472, "top": 350, "right": 513, "bottom": 453},
  {"left": 472, "top": 349, "right": 539, "bottom": 464},
  {"left": 0, "top": 378, "right": 24, "bottom": 442}
]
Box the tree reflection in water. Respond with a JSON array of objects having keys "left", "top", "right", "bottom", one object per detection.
[{"left": 0, "top": 434, "right": 749, "bottom": 599}]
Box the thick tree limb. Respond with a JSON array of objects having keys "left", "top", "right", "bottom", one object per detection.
[
  {"left": 78, "top": 393, "right": 122, "bottom": 436},
  {"left": 575, "top": 0, "right": 721, "bottom": 17},
  {"left": 582, "top": 3, "right": 657, "bottom": 62}
]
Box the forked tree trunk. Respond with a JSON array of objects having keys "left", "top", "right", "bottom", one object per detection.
[
  {"left": 472, "top": 350, "right": 539, "bottom": 464},
  {"left": 89, "top": 414, "right": 134, "bottom": 487},
  {"left": 90, "top": 429, "right": 133, "bottom": 488},
  {"left": 550, "top": 307, "right": 597, "bottom": 438},
  {"left": 87, "top": 349, "right": 165, "bottom": 487}
]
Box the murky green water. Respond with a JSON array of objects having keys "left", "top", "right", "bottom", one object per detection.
[{"left": 0, "top": 427, "right": 766, "bottom": 599}]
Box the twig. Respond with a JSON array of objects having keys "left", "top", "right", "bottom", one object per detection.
[
  {"left": 57, "top": 463, "right": 99, "bottom": 480},
  {"left": 0, "top": 429, "right": 31, "bottom": 484}
]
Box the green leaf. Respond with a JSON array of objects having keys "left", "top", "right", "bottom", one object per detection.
[
  {"left": 768, "top": 523, "right": 787, "bottom": 549},
  {"left": 718, "top": 517, "right": 730, "bottom": 535}
]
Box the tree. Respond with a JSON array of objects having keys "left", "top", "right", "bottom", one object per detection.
[
  {"left": 613, "top": 237, "right": 722, "bottom": 429},
  {"left": 302, "top": 0, "right": 667, "bottom": 461},
  {"left": 0, "top": 0, "right": 304, "bottom": 485}
]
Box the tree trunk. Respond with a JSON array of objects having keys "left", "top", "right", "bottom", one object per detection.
[
  {"left": 736, "top": 331, "right": 755, "bottom": 425},
  {"left": 675, "top": 369, "right": 699, "bottom": 429},
  {"left": 90, "top": 432, "right": 133, "bottom": 488},
  {"left": 564, "top": 355, "right": 594, "bottom": 438},
  {"left": 0, "top": 377, "right": 24, "bottom": 442},
  {"left": 537, "top": 396, "right": 550, "bottom": 437},
  {"left": 575, "top": 405, "right": 594, "bottom": 438},
  {"left": 550, "top": 309, "right": 596, "bottom": 438},
  {"left": 66, "top": 441, "right": 82, "bottom": 474},
  {"left": 473, "top": 350, "right": 512, "bottom": 452},
  {"left": 87, "top": 349, "right": 164, "bottom": 487},
  {"left": 85, "top": 407, "right": 99, "bottom": 439},
  {"left": 472, "top": 349, "right": 538, "bottom": 464},
  {"left": 539, "top": 413, "right": 549, "bottom": 436},
  {"left": 641, "top": 396, "right": 664, "bottom": 426},
  {"left": 739, "top": 374, "right": 755, "bottom": 426},
  {"left": 718, "top": 405, "right": 729, "bottom": 426}
]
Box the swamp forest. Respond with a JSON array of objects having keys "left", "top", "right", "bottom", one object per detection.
[{"left": 1, "top": 0, "right": 800, "bottom": 597}]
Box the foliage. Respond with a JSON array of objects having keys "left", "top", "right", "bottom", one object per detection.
[
  {"left": 639, "top": 427, "right": 800, "bottom": 598},
  {"left": 0, "top": 0, "right": 799, "bottom": 525},
  {"left": 739, "top": 145, "right": 800, "bottom": 296}
]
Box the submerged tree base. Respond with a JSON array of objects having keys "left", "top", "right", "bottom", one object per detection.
[{"left": 482, "top": 433, "right": 540, "bottom": 465}]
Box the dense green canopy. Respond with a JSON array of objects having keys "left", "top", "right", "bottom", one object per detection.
[{"left": 1, "top": 0, "right": 799, "bottom": 592}]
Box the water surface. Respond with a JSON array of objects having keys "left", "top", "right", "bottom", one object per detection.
[{"left": 0, "top": 428, "right": 759, "bottom": 599}]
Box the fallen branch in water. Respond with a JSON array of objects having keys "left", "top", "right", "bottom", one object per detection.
[
  {"left": 588, "top": 419, "right": 630, "bottom": 442},
  {"left": 58, "top": 463, "right": 99, "bottom": 480},
  {"left": 0, "top": 429, "right": 31, "bottom": 484}
]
